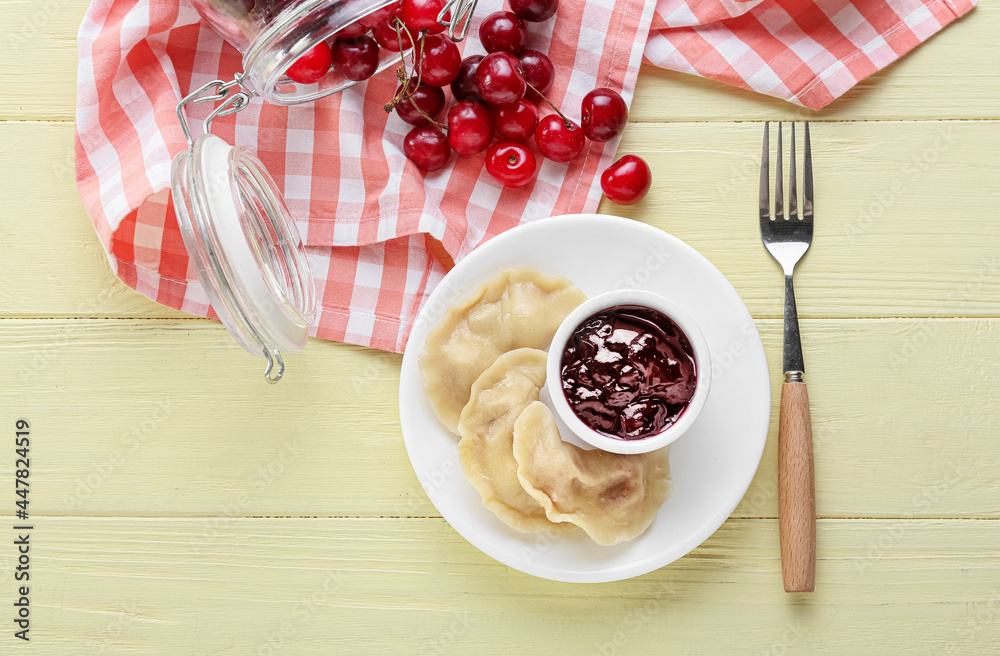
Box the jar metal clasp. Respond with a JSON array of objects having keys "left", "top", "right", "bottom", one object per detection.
[
  {"left": 176, "top": 74, "right": 252, "bottom": 149},
  {"left": 441, "top": 0, "right": 480, "bottom": 41}
]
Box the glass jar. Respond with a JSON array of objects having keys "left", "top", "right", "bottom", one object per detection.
[
  {"left": 188, "top": 0, "right": 476, "bottom": 104},
  {"left": 171, "top": 0, "right": 477, "bottom": 382},
  {"left": 188, "top": 0, "right": 400, "bottom": 104}
]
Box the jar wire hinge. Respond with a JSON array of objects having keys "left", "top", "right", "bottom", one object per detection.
[
  {"left": 168, "top": 0, "right": 481, "bottom": 384},
  {"left": 176, "top": 77, "right": 291, "bottom": 384},
  {"left": 176, "top": 74, "right": 252, "bottom": 149}
]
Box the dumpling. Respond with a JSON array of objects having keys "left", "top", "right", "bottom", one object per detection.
[
  {"left": 512, "top": 401, "right": 670, "bottom": 546},
  {"left": 457, "top": 349, "right": 569, "bottom": 534},
  {"left": 419, "top": 267, "right": 587, "bottom": 434}
]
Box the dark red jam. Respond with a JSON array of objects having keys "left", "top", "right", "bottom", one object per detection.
[{"left": 560, "top": 305, "right": 697, "bottom": 440}]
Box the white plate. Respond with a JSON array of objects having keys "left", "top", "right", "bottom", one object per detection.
[{"left": 398, "top": 214, "right": 770, "bottom": 583}]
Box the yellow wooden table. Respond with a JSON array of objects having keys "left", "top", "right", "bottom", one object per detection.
[{"left": 2, "top": 1, "right": 999, "bottom": 653}]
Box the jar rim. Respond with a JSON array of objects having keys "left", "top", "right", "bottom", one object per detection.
[{"left": 242, "top": 0, "right": 405, "bottom": 105}]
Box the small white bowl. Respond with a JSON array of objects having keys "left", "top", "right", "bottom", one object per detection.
[{"left": 546, "top": 289, "right": 712, "bottom": 455}]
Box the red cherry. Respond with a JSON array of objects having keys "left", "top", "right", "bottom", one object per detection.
[
  {"left": 517, "top": 49, "right": 554, "bottom": 102},
  {"left": 479, "top": 11, "right": 527, "bottom": 54},
  {"left": 372, "top": 17, "right": 412, "bottom": 52},
  {"left": 331, "top": 36, "right": 380, "bottom": 81},
  {"left": 486, "top": 142, "right": 537, "bottom": 187},
  {"left": 404, "top": 125, "right": 451, "bottom": 171},
  {"left": 535, "top": 114, "right": 585, "bottom": 162},
  {"left": 509, "top": 0, "right": 558, "bottom": 22},
  {"left": 451, "top": 55, "right": 484, "bottom": 102},
  {"left": 333, "top": 21, "right": 369, "bottom": 39},
  {"left": 400, "top": 0, "right": 447, "bottom": 33},
  {"left": 601, "top": 155, "right": 651, "bottom": 205},
  {"left": 359, "top": 1, "right": 400, "bottom": 28},
  {"left": 285, "top": 42, "right": 332, "bottom": 84},
  {"left": 581, "top": 88, "right": 628, "bottom": 142},
  {"left": 493, "top": 100, "right": 538, "bottom": 142},
  {"left": 447, "top": 101, "right": 493, "bottom": 155},
  {"left": 476, "top": 52, "right": 526, "bottom": 106},
  {"left": 394, "top": 81, "right": 445, "bottom": 126},
  {"left": 415, "top": 34, "right": 460, "bottom": 87}
]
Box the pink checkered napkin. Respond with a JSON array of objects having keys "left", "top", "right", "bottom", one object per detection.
[
  {"left": 75, "top": 0, "right": 655, "bottom": 353},
  {"left": 76, "top": 0, "right": 975, "bottom": 355},
  {"left": 646, "top": 0, "right": 977, "bottom": 110}
]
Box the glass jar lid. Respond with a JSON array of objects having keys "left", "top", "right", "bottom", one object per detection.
[{"left": 171, "top": 81, "right": 316, "bottom": 383}]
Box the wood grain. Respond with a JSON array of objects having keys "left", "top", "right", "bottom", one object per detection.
[
  {"left": 2, "top": 0, "right": 998, "bottom": 652},
  {"left": 1, "top": 317, "right": 997, "bottom": 519},
  {"left": 0, "top": 121, "right": 192, "bottom": 319},
  {"left": 0, "top": 516, "right": 998, "bottom": 654},
  {"left": 4, "top": 120, "right": 1000, "bottom": 319},
  {"left": 778, "top": 382, "right": 816, "bottom": 593}
]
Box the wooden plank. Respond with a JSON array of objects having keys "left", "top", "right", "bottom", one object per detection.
[
  {"left": 0, "top": 1, "right": 996, "bottom": 121},
  {"left": 0, "top": 121, "right": 193, "bottom": 320},
  {"left": 0, "top": 0, "right": 86, "bottom": 122},
  {"left": 5, "top": 119, "right": 1000, "bottom": 320},
  {"left": 2, "top": 0, "right": 995, "bottom": 651},
  {"left": 2, "top": 317, "right": 997, "bottom": 519},
  {"left": 0, "top": 516, "right": 996, "bottom": 654},
  {"left": 610, "top": 119, "right": 1000, "bottom": 319}
]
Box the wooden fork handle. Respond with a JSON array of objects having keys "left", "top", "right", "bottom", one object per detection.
[{"left": 778, "top": 381, "right": 816, "bottom": 593}]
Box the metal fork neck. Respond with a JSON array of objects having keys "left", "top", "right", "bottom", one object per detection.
[{"left": 783, "top": 274, "right": 805, "bottom": 376}]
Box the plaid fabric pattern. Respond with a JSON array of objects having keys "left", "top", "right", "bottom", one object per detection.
[
  {"left": 76, "top": 0, "right": 975, "bottom": 353},
  {"left": 76, "top": 0, "right": 654, "bottom": 352},
  {"left": 645, "top": 0, "right": 977, "bottom": 110}
]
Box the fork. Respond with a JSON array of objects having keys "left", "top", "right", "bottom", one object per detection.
[{"left": 759, "top": 121, "right": 815, "bottom": 593}]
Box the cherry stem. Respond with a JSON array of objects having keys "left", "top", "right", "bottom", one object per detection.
[
  {"left": 524, "top": 79, "right": 572, "bottom": 128},
  {"left": 381, "top": 24, "right": 446, "bottom": 131}
]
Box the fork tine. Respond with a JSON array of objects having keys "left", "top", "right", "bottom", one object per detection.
[
  {"left": 760, "top": 122, "right": 770, "bottom": 223},
  {"left": 789, "top": 123, "right": 798, "bottom": 220},
  {"left": 803, "top": 121, "right": 814, "bottom": 222},
  {"left": 775, "top": 122, "right": 784, "bottom": 221}
]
